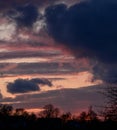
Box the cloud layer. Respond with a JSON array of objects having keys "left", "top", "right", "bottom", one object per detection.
[
  {"left": 1, "top": 0, "right": 116, "bottom": 83},
  {"left": 0, "top": 0, "right": 112, "bottom": 113},
  {"left": 2, "top": 85, "right": 104, "bottom": 113}
]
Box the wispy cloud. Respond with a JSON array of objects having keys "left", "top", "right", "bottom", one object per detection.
[
  {"left": 0, "top": 17, "right": 16, "bottom": 42},
  {"left": 0, "top": 62, "right": 90, "bottom": 76}
]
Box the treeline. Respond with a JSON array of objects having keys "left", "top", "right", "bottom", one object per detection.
[{"left": 0, "top": 104, "right": 117, "bottom": 130}]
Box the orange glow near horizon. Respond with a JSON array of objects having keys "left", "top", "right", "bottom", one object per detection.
[{"left": 0, "top": 71, "right": 102, "bottom": 98}]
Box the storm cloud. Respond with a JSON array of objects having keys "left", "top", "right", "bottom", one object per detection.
[
  {"left": 44, "top": 0, "right": 117, "bottom": 83},
  {"left": 0, "top": 0, "right": 58, "bottom": 11},
  {"left": 7, "top": 4, "right": 39, "bottom": 27},
  {"left": 7, "top": 78, "right": 52, "bottom": 94},
  {"left": 45, "top": 0, "right": 117, "bottom": 63}
]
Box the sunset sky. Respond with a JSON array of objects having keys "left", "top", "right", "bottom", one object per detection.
[{"left": 0, "top": 0, "right": 117, "bottom": 114}]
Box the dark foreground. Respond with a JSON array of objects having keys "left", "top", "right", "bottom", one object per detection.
[
  {"left": 0, "top": 116, "right": 117, "bottom": 130},
  {"left": 0, "top": 104, "right": 117, "bottom": 130}
]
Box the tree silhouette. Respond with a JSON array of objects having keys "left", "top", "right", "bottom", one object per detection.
[
  {"left": 78, "top": 106, "right": 98, "bottom": 121},
  {"left": 87, "top": 106, "right": 98, "bottom": 121},
  {"left": 61, "top": 112, "right": 72, "bottom": 121},
  {"left": 15, "top": 108, "right": 25, "bottom": 116},
  {"left": 78, "top": 111, "right": 87, "bottom": 121},
  {"left": 39, "top": 104, "right": 60, "bottom": 118},
  {"left": 101, "top": 84, "right": 117, "bottom": 121},
  {"left": 0, "top": 104, "right": 13, "bottom": 116},
  {"left": 0, "top": 103, "right": 116, "bottom": 129}
]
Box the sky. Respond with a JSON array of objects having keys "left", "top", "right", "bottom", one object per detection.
[{"left": 0, "top": 0, "right": 117, "bottom": 114}]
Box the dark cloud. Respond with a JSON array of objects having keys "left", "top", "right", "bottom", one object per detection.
[
  {"left": 0, "top": 51, "right": 60, "bottom": 60},
  {"left": 0, "top": 62, "right": 88, "bottom": 75},
  {"left": 0, "top": 0, "right": 57, "bottom": 11},
  {"left": 7, "top": 4, "right": 39, "bottom": 27},
  {"left": 7, "top": 78, "right": 40, "bottom": 94},
  {"left": 92, "top": 63, "right": 117, "bottom": 84},
  {"left": 30, "top": 78, "right": 52, "bottom": 87},
  {"left": 7, "top": 78, "right": 52, "bottom": 94},
  {"left": 45, "top": 0, "right": 117, "bottom": 63},
  {"left": 0, "top": 0, "right": 59, "bottom": 27},
  {"left": 44, "top": 0, "right": 117, "bottom": 83}
]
